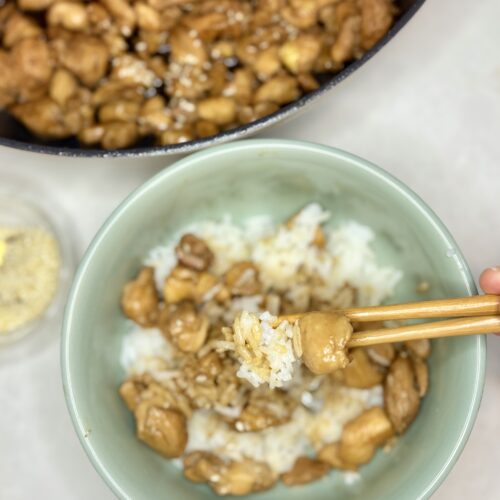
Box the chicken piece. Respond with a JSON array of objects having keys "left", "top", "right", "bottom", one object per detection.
[
  {"left": 213, "top": 458, "right": 276, "bottom": 495},
  {"left": 138, "top": 96, "right": 173, "bottom": 134},
  {"left": 318, "top": 4, "right": 339, "bottom": 33},
  {"left": 319, "top": 407, "right": 393, "bottom": 469},
  {"left": 183, "top": 451, "right": 225, "bottom": 483},
  {"left": 98, "top": 100, "right": 141, "bottom": 123},
  {"left": 86, "top": 3, "right": 111, "bottom": 33},
  {"left": 279, "top": 35, "right": 322, "bottom": 74},
  {"left": 281, "top": 456, "right": 330, "bottom": 486},
  {"left": 197, "top": 97, "right": 237, "bottom": 126},
  {"left": 183, "top": 452, "right": 276, "bottom": 495},
  {"left": 129, "top": 33, "right": 151, "bottom": 56},
  {"left": 231, "top": 387, "right": 295, "bottom": 432},
  {"left": 366, "top": 342, "right": 395, "bottom": 367},
  {"left": 110, "top": 54, "right": 156, "bottom": 87},
  {"left": 339, "top": 407, "right": 394, "bottom": 465},
  {"left": 331, "top": 15, "right": 361, "bottom": 64},
  {"left": 54, "top": 35, "right": 109, "bottom": 86},
  {"left": 314, "top": 39, "right": 340, "bottom": 73},
  {"left": 224, "top": 262, "right": 261, "bottom": 296},
  {"left": 100, "top": 0, "right": 136, "bottom": 35},
  {"left": 119, "top": 374, "right": 152, "bottom": 411},
  {"left": 297, "top": 73, "right": 320, "bottom": 92},
  {"left": 195, "top": 120, "right": 219, "bottom": 138},
  {"left": 282, "top": 0, "right": 319, "bottom": 30},
  {"left": 135, "top": 402, "right": 187, "bottom": 458},
  {"left": 101, "top": 121, "right": 138, "bottom": 149},
  {"left": 360, "top": 0, "right": 395, "bottom": 50},
  {"left": 253, "top": 47, "right": 282, "bottom": 81},
  {"left": 120, "top": 375, "right": 191, "bottom": 415},
  {"left": 181, "top": 11, "right": 229, "bottom": 41},
  {"left": 63, "top": 89, "right": 94, "bottom": 131},
  {"left": 336, "top": 0, "right": 359, "bottom": 24},
  {"left": 175, "top": 234, "right": 214, "bottom": 271},
  {"left": 121, "top": 267, "right": 159, "bottom": 327},
  {"left": 222, "top": 68, "right": 256, "bottom": 106},
  {"left": 158, "top": 128, "right": 194, "bottom": 146},
  {"left": 47, "top": 2, "right": 89, "bottom": 31},
  {"left": 91, "top": 80, "right": 142, "bottom": 106},
  {"left": 317, "top": 442, "right": 356, "bottom": 470},
  {"left": 299, "top": 312, "right": 352, "bottom": 374},
  {"left": 254, "top": 75, "right": 300, "bottom": 105},
  {"left": 237, "top": 102, "right": 279, "bottom": 125},
  {"left": 3, "top": 13, "right": 42, "bottom": 48},
  {"left": 405, "top": 339, "right": 431, "bottom": 359},
  {"left": 170, "top": 27, "right": 207, "bottom": 66},
  {"left": 78, "top": 125, "right": 105, "bottom": 145},
  {"left": 210, "top": 40, "right": 235, "bottom": 59},
  {"left": 207, "top": 61, "right": 229, "bottom": 97},
  {"left": 163, "top": 265, "right": 218, "bottom": 304},
  {"left": 167, "top": 63, "right": 211, "bottom": 100},
  {"left": 134, "top": 2, "right": 161, "bottom": 31},
  {"left": 13, "top": 38, "right": 54, "bottom": 94},
  {"left": 49, "top": 68, "right": 79, "bottom": 106},
  {"left": 10, "top": 98, "right": 74, "bottom": 138},
  {"left": 158, "top": 301, "right": 209, "bottom": 353},
  {"left": 343, "top": 348, "right": 384, "bottom": 388},
  {"left": 101, "top": 27, "right": 128, "bottom": 56},
  {"left": 384, "top": 356, "right": 420, "bottom": 433}
]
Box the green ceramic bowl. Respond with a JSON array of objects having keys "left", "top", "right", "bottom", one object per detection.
[{"left": 62, "top": 140, "right": 485, "bottom": 500}]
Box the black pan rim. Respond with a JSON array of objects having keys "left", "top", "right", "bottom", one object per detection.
[{"left": 0, "top": 0, "right": 426, "bottom": 158}]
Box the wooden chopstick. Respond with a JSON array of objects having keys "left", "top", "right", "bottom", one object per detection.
[
  {"left": 343, "top": 294, "right": 500, "bottom": 322},
  {"left": 277, "top": 294, "right": 500, "bottom": 325},
  {"left": 347, "top": 315, "right": 500, "bottom": 348}
]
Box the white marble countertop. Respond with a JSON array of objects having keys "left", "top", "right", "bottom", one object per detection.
[{"left": 1, "top": 0, "right": 499, "bottom": 498}]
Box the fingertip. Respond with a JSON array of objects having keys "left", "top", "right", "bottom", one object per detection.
[{"left": 479, "top": 267, "right": 500, "bottom": 294}]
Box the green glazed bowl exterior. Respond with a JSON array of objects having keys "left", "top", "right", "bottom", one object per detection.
[{"left": 62, "top": 139, "right": 485, "bottom": 500}]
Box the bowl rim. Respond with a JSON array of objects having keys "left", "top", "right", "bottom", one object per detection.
[
  {"left": 61, "top": 139, "right": 485, "bottom": 499},
  {"left": 2, "top": 0, "right": 426, "bottom": 158}
]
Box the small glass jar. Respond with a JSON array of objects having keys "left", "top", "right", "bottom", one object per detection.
[{"left": 0, "top": 177, "right": 77, "bottom": 346}]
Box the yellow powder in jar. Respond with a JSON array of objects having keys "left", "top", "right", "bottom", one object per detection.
[{"left": 0, "top": 226, "right": 61, "bottom": 334}]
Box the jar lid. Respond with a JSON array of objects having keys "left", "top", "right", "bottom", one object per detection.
[{"left": 0, "top": 177, "right": 77, "bottom": 346}]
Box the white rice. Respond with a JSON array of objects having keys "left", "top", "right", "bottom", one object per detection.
[
  {"left": 120, "top": 326, "right": 176, "bottom": 378},
  {"left": 185, "top": 384, "right": 383, "bottom": 475},
  {"left": 222, "top": 311, "right": 301, "bottom": 389},
  {"left": 343, "top": 471, "right": 361, "bottom": 485},
  {"left": 144, "top": 214, "right": 275, "bottom": 290},
  {"left": 144, "top": 203, "right": 401, "bottom": 309}
]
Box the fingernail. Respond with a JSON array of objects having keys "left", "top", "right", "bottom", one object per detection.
[{"left": 488, "top": 267, "right": 500, "bottom": 272}]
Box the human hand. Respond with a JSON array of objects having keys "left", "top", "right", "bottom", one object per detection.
[
  {"left": 479, "top": 267, "right": 500, "bottom": 294},
  {"left": 479, "top": 267, "right": 500, "bottom": 335}
]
